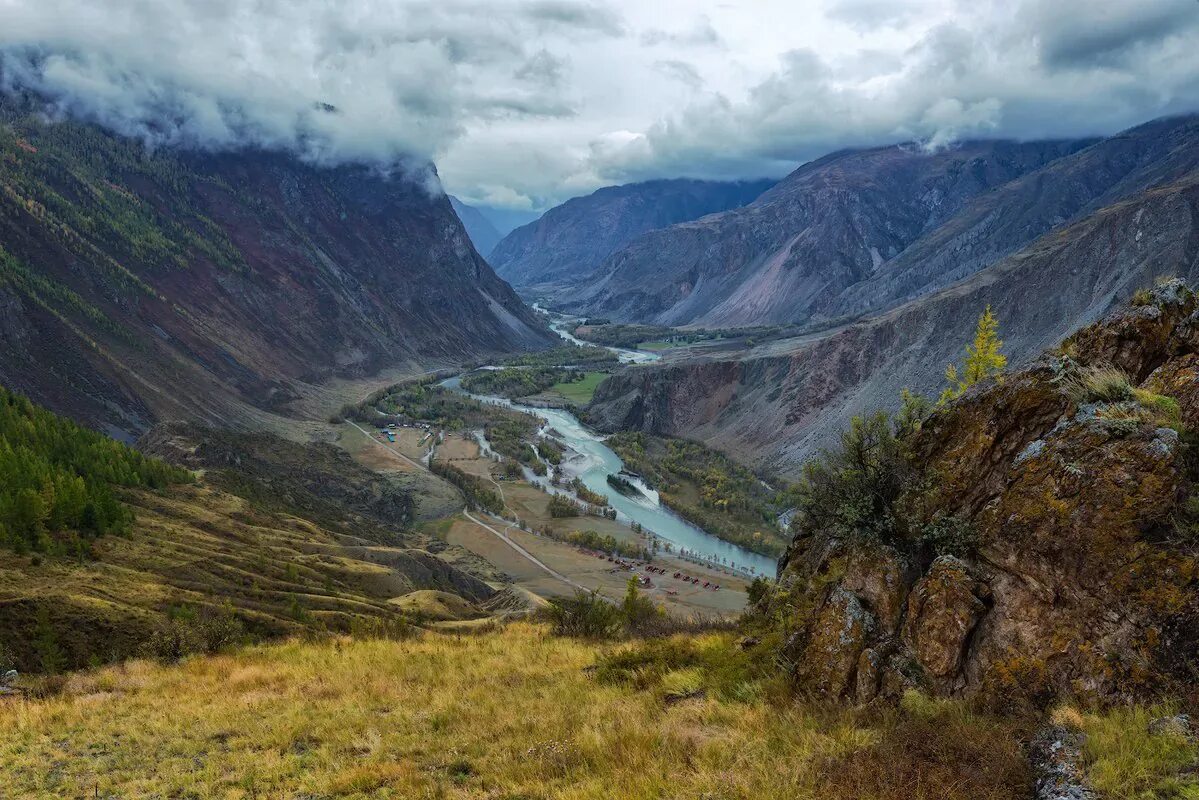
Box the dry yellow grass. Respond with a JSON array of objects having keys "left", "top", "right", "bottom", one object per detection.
[
  {"left": 2, "top": 623, "right": 1189, "bottom": 799},
  {"left": 1, "top": 624, "right": 872, "bottom": 799}
]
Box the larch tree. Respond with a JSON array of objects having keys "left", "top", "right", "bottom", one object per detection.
[{"left": 939, "top": 306, "right": 1007, "bottom": 405}]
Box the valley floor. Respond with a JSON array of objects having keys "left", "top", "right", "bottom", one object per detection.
[
  {"left": 338, "top": 421, "right": 752, "bottom": 617},
  {"left": 4, "top": 623, "right": 1193, "bottom": 799}
]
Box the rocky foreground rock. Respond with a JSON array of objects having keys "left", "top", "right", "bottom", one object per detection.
[{"left": 767, "top": 281, "right": 1199, "bottom": 705}]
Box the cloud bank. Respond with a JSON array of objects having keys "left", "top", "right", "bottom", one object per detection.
[
  {"left": 0, "top": 0, "right": 615, "bottom": 167},
  {"left": 1, "top": 0, "right": 1197, "bottom": 208}
]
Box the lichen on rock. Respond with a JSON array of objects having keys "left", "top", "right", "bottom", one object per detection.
[{"left": 761, "top": 280, "right": 1199, "bottom": 705}]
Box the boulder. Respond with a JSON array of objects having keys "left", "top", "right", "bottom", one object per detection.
[
  {"left": 902, "top": 557, "right": 990, "bottom": 689},
  {"left": 1148, "top": 715, "right": 1194, "bottom": 740}
]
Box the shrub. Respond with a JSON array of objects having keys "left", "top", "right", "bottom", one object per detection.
[
  {"left": 1063, "top": 365, "right": 1134, "bottom": 404},
  {"left": 141, "top": 605, "right": 246, "bottom": 661},
  {"left": 33, "top": 607, "right": 66, "bottom": 675},
  {"left": 620, "top": 577, "right": 662, "bottom": 634},
  {"left": 795, "top": 412, "right": 914, "bottom": 547},
  {"left": 919, "top": 514, "right": 979, "bottom": 557},
  {"left": 544, "top": 590, "right": 623, "bottom": 638},
  {"left": 547, "top": 494, "right": 582, "bottom": 518}
]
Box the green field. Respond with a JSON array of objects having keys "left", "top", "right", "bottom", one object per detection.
[
  {"left": 638, "top": 340, "right": 684, "bottom": 351},
  {"left": 549, "top": 371, "right": 608, "bottom": 404}
]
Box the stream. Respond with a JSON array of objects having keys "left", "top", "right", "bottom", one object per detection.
[{"left": 441, "top": 308, "right": 777, "bottom": 578}]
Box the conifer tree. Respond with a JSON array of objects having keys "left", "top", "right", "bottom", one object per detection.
[{"left": 939, "top": 306, "right": 1007, "bottom": 404}]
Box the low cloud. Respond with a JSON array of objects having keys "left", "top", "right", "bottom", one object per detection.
[
  {"left": 0, "top": 0, "right": 1197, "bottom": 209},
  {"left": 0, "top": 0, "right": 622, "bottom": 168}
]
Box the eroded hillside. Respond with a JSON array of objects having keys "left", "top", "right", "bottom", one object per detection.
[{"left": 0, "top": 96, "right": 553, "bottom": 440}]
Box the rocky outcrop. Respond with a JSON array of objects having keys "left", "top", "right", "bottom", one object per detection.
[
  {"left": 771, "top": 282, "right": 1199, "bottom": 704},
  {"left": 491, "top": 178, "right": 773, "bottom": 289}
]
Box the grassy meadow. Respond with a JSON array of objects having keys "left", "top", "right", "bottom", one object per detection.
[
  {"left": 546, "top": 371, "right": 609, "bottom": 405},
  {"left": 3, "top": 622, "right": 1192, "bottom": 799}
]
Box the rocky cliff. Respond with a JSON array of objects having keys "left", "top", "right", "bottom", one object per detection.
[
  {"left": 489, "top": 178, "right": 773, "bottom": 289},
  {"left": 0, "top": 96, "right": 553, "bottom": 439},
  {"left": 763, "top": 281, "right": 1199, "bottom": 705}
]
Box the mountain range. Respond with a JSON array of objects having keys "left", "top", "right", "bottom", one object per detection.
[
  {"left": 586, "top": 114, "right": 1199, "bottom": 472},
  {"left": 489, "top": 177, "right": 774, "bottom": 289}
]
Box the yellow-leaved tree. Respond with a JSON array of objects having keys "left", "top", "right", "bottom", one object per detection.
[{"left": 939, "top": 305, "right": 1006, "bottom": 404}]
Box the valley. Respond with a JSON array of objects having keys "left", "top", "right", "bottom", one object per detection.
[{"left": 3, "top": 39, "right": 1199, "bottom": 798}]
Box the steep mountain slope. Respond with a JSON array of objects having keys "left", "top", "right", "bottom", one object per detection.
[
  {"left": 565, "top": 140, "right": 1091, "bottom": 326},
  {"left": 449, "top": 195, "right": 503, "bottom": 258},
  {"left": 588, "top": 156, "right": 1199, "bottom": 473},
  {"left": 0, "top": 96, "right": 553, "bottom": 440},
  {"left": 489, "top": 178, "right": 774, "bottom": 289}
]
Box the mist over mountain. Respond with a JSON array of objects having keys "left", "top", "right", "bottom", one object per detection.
[
  {"left": 5, "top": 5, "right": 1199, "bottom": 797},
  {"left": 0, "top": 95, "right": 552, "bottom": 440}
]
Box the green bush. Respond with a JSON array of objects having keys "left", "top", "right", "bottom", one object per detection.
[
  {"left": 621, "top": 577, "right": 662, "bottom": 634},
  {"left": 548, "top": 495, "right": 582, "bottom": 518},
  {"left": 920, "top": 514, "right": 979, "bottom": 557},
  {"left": 141, "top": 605, "right": 247, "bottom": 661},
  {"left": 545, "top": 590, "right": 624, "bottom": 638},
  {"left": 795, "top": 412, "right": 914, "bottom": 547}
]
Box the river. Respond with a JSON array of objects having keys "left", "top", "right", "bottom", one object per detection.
[{"left": 442, "top": 309, "right": 777, "bottom": 578}]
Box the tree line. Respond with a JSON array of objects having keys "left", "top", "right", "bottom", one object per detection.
[{"left": 0, "top": 385, "right": 191, "bottom": 555}]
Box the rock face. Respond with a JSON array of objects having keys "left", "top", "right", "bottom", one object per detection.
[
  {"left": 772, "top": 282, "right": 1199, "bottom": 704},
  {"left": 587, "top": 116, "right": 1199, "bottom": 472},
  {"left": 490, "top": 178, "right": 773, "bottom": 289},
  {"left": 0, "top": 96, "right": 553, "bottom": 439}
]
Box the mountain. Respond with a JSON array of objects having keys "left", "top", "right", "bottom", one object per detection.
[
  {"left": 587, "top": 115, "right": 1199, "bottom": 472},
  {"left": 0, "top": 96, "right": 553, "bottom": 440},
  {"left": 449, "top": 195, "right": 504, "bottom": 257},
  {"left": 479, "top": 205, "right": 543, "bottom": 237},
  {"left": 564, "top": 140, "right": 1095, "bottom": 326},
  {"left": 489, "top": 178, "right": 775, "bottom": 289}
]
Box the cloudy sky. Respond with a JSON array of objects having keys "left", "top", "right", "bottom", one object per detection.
[{"left": 2, "top": 0, "right": 1198, "bottom": 210}]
